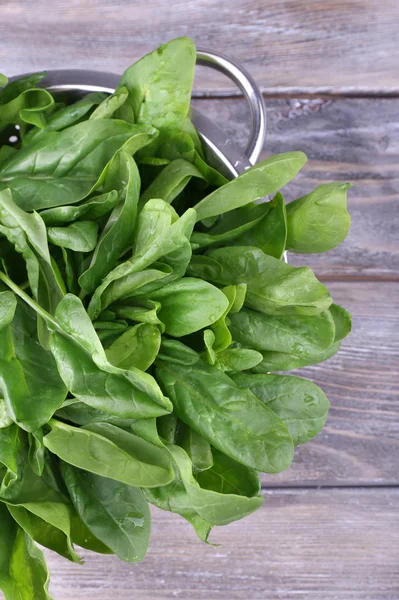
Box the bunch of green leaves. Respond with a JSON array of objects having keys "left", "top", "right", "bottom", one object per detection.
[{"left": 0, "top": 37, "right": 351, "bottom": 599}]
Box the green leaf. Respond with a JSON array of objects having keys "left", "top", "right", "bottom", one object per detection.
[
  {"left": 79, "top": 151, "right": 141, "bottom": 294},
  {"left": 0, "top": 74, "right": 8, "bottom": 87},
  {"left": 0, "top": 120, "right": 157, "bottom": 210},
  {"left": 157, "top": 339, "right": 200, "bottom": 366},
  {"left": 106, "top": 323, "right": 161, "bottom": 371},
  {"left": 233, "top": 373, "right": 330, "bottom": 445},
  {"left": 55, "top": 402, "right": 136, "bottom": 428},
  {"left": 0, "top": 293, "right": 67, "bottom": 431},
  {"left": 252, "top": 341, "right": 342, "bottom": 372},
  {"left": 193, "top": 152, "right": 307, "bottom": 222},
  {"left": 190, "top": 202, "right": 271, "bottom": 251},
  {"left": 89, "top": 86, "right": 129, "bottom": 120},
  {"left": 93, "top": 265, "right": 172, "bottom": 316},
  {"left": 196, "top": 448, "right": 260, "bottom": 497},
  {"left": 0, "top": 188, "right": 65, "bottom": 347},
  {"left": 286, "top": 183, "right": 351, "bottom": 253},
  {"left": 88, "top": 205, "right": 196, "bottom": 319},
  {"left": 145, "top": 443, "right": 263, "bottom": 528},
  {"left": 330, "top": 303, "right": 352, "bottom": 342},
  {"left": 215, "top": 347, "right": 263, "bottom": 372},
  {"left": 24, "top": 92, "right": 108, "bottom": 143},
  {"left": 0, "top": 504, "right": 53, "bottom": 600},
  {"left": 47, "top": 221, "right": 99, "bottom": 252},
  {"left": 233, "top": 192, "right": 287, "bottom": 259},
  {"left": 189, "top": 246, "right": 332, "bottom": 316},
  {"left": 120, "top": 37, "right": 196, "bottom": 136},
  {"left": 28, "top": 430, "right": 45, "bottom": 476},
  {"left": 203, "top": 329, "right": 217, "bottom": 365},
  {"left": 149, "top": 278, "right": 229, "bottom": 337},
  {"left": 0, "top": 72, "right": 55, "bottom": 130},
  {"left": 40, "top": 190, "right": 119, "bottom": 225},
  {"left": 7, "top": 504, "right": 81, "bottom": 564},
  {"left": 70, "top": 513, "right": 113, "bottom": 555},
  {"left": 115, "top": 300, "right": 164, "bottom": 331},
  {"left": 156, "top": 360, "right": 294, "bottom": 473},
  {"left": 208, "top": 285, "right": 237, "bottom": 353},
  {"left": 176, "top": 422, "right": 213, "bottom": 472},
  {"left": 49, "top": 294, "right": 171, "bottom": 418},
  {"left": 61, "top": 463, "right": 151, "bottom": 562},
  {"left": 140, "top": 158, "right": 205, "bottom": 207},
  {"left": 43, "top": 420, "right": 175, "bottom": 488},
  {"left": 228, "top": 306, "right": 336, "bottom": 357}
]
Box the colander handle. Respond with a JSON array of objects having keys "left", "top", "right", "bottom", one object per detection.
[{"left": 196, "top": 50, "right": 266, "bottom": 165}]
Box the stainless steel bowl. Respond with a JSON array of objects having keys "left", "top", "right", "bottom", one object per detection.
[{"left": 7, "top": 49, "right": 267, "bottom": 180}]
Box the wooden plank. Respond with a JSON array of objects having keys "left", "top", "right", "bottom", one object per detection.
[
  {"left": 44, "top": 488, "right": 399, "bottom": 600},
  {"left": 192, "top": 97, "right": 399, "bottom": 279},
  {"left": 1, "top": 1, "right": 399, "bottom": 95},
  {"left": 260, "top": 281, "right": 399, "bottom": 487}
]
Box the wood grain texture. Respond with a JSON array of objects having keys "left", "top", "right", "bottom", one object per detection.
[
  {"left": 1, "top": 1, "right": 399, "bottom": 95},
  {"left": 192, "top": 96, "right": 399, "bottom": 279},
  {"left": 260, "top": 281, "right": 399, "bottom": 487},
  {"left": 43, "top": 489, "right": 399, "bottom": 600}
]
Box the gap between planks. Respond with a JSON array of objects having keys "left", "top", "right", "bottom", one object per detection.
[
  {"left": 260, "top": 483, "right": 399, "bottom": 490},
  {"left": 192, "top": 88, "right": 399, "bottom": 100}
]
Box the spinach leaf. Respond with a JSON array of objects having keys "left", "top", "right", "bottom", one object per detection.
[
  {"left": 176, "top": 422, "right": 213, "bottom": 472},
  {"left": 140, "top": 158, "right": 205, "bottom": 206},
  {"left": 44, "top": 419, "right": 175, "bottom": 488},
  {"left": 193, "top": 152, "right": 306, "bottom": 222},
  {"left": 61, "top": 463, "right": 151, "bottom": 562},
  {"left": 191, "top": 202, "right": 271, "bottom": 251},
  {"left": 196, "top": 448, "right": 260, "bottom": 498},
  {"left": 89, "top": 86, "right": 129, "bottom": 120},
  {"left": 0, "top": 72, "right": 55, "bottom": 130},
  {"left": 0, "top": 503, "right": 53, "bottom": 600},
  {"left": 157, "top": 339, "right": 200, "bottom": 366},
  {"left": 330, "top": 303, "right": 352, "bottom": 342},
  {"left": 120, "top": 37, "right": 196, "bottom": 139},
  {"left": 0, "top": 292, "right": 67, "bottom": 431},
  {"left": 228, "top": 306, "right": 336, "bottom": 356},
  {"left": 0, "top": 120, "right": 156, "bottom": 210},
  {"left": 78, "top": 151, "right": 141, "bottom": 294},
  {"left": 50, "top": 294, "right": 172, "bottom": 417},
  {"left": 215, "top": 347, "right": 263, "bottom": 372},
  {"left": 7, "top": 504, "right": 81, "bottom": 563},
  {"left": 106, "top": 323, "right": 161, "bottom": 371},
  {"left": 149, "top": 278, "right": 229, "bottom": 337},
  {"left": 0, "top": 188, "right": 65, "bottom": 347},
  {"left": 92, "top": 265, "right": 172, "bottom": 316},
  {"left": 47, "top": 221, "right": 99, "bottom": 252},
  {"left": 88, "top": 205, "right": 196, "bottom": 319},
  {"left": 233, "top": 192, "right": 287, "bottom": 259},
  {"left": 115, "top": 300, "right": 165, "bottom": 331},
  {"left": 145, "top": 443, "right": 263, "bottom": 531},
  {"left": 189, "top": 247, "right": 332, "bottom": 316},
  {"left": 286, "top": 183, "right": 351, "bottom": 253},
  {"left": 232, "top": 373, "right": 330, "bottom": 445},
  {"left": 24, "top": 92, "right": 108, "bottom": 143},
  {"left": 55, "top": 401, "right": 136, "bottom": 428},
  {"left": 252, "top": 341, "right": 341, "bottom": 372},
  {"left": 156, "top": 359, "right": 294, "bottom": 473},
  {"left": 40, "top": 190, "right": 119, "bottom": 225}
]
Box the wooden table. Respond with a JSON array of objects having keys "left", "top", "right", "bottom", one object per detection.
[{"left": 1, "top": 2, "right": 399, "bottom": 598}]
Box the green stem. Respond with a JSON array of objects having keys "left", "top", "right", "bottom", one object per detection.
[{"left": 0, "top": 271, "right": 60, "bottom": 330}]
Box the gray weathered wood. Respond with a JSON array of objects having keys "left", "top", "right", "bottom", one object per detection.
[
  {"left": 44, "top": 489, "right": 399, "bottom": 600},
  {"left": 260, "top": 281, "right": 399, "bottom": 487},
  {"left": 192, "top": 97, "right": 399, "bottom": 279},
  {"left": 1, "top": 1, "right": 399, "bottom": 95}
]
